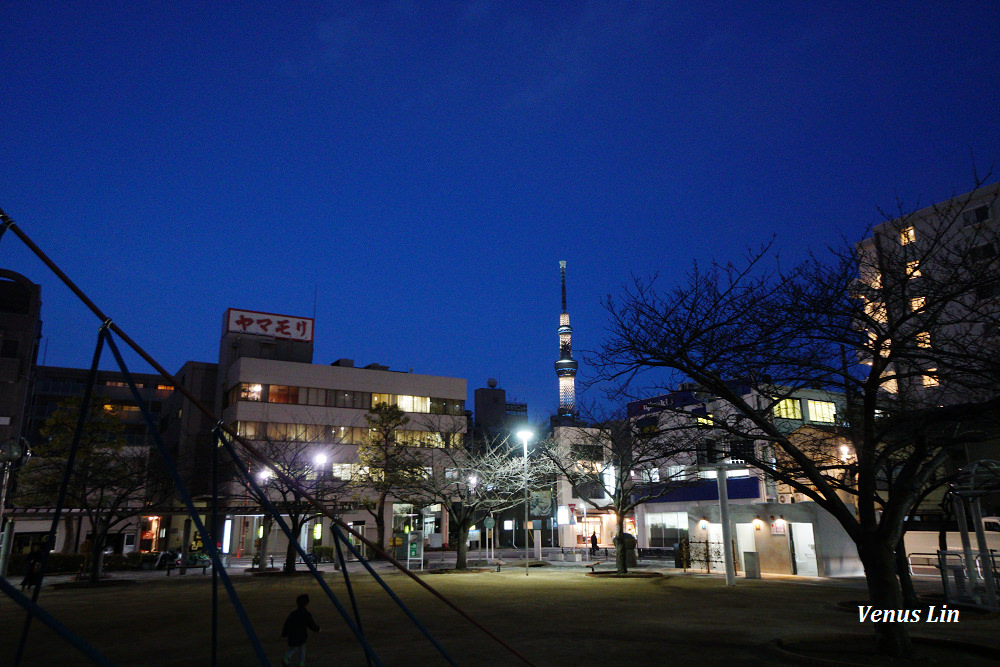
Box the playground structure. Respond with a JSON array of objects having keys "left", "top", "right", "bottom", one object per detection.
[{"left": 0, "top": 208, "right": 536, "bottom": 666}]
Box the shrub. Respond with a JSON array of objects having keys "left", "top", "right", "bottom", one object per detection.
[
  {"left": 8, "top": 552, "right": 86, "bottom": 576},
  {"left": 312, "top": 545, "right": 334, "bottom": 563}
]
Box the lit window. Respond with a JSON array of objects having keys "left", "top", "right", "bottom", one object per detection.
[
  {"left": 900, "top": 226, "right": 916, "bottom": 245},
  {"left": 880, "top": 369, "right": 898, "bottom": 394},
  {"left": 696, "top": 413, "right": 713, "bottom": 426},
  {"left": 773, "top": 398, "right": 802, "bottom": 420},
  {"left": 806, "top": 400, "right": 836, "bottom": 424},
  {"left": 240, "top": 383, "right": 262, "bottom": 401},
  {"left": 869, "top": 331, "right": 890, "bottom": 358},
  {"left": 910, "top": 296, "right": 925, "bottom": 312},
  {"left": 267, "top": 385, "right": 298, "bottom": 404},
  {"left": 156, "top": 384, "right": 174, "bottom": 391},
  {"left": 916, "top": 331, "right": 931, "bottom": 348},
  {"left": 863, "top": 298, "right": 887, "bottom": 324},
  {"left": 372, "top": 393, "right": 393, "bottom": 406},
  {"left": 396, "top": 395, "right": 430, "bottom": 413},
  {"left": 922, "top": 370, "right": 938, "bottom": 387},
  {"left": 906, "top": 261, "right": 921, "bottom": 278}
]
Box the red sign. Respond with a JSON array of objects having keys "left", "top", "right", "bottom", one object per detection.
[
  {"left": 568, "top": 503, "right": 576, "bottom": 512},
  {"left": 225, "top": 309, "right": 313, "bottom": 342}
]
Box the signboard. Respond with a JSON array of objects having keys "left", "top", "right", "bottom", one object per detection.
[
  {"left": 528, "top": 490, "right": 553, "bottom": 518},
  {"left": 224, "top": 308, "right": 314, "bottom": 342},
  {"left": 406, "top": 530, "right": 424, "bottom": 568},
  {"left": 484, "top": 517, "right": 496, "bottom": 529}
]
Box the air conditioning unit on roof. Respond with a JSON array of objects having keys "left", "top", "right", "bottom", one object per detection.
[{"left": 778, "top": 493, "right": 792, "bottom": 504}]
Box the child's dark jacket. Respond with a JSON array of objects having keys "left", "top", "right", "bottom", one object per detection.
[{"left": 282, "top": 608, "right": 319, "bottom": 647}]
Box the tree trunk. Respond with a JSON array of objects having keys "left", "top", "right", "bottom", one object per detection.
[
  {"left": 88, "top": 530, "right": 105, "bottom": 583},
  {"left": 895, "top": 533, "right": 919, "bottom": 608},
  {"left": 614, "top": 513, "right": 628, "bottom": 574},
  {"left": 857, "top": 536, "right": 913, "bottom": 658},
  {"left": 62, "top": 516, "right": 77, "bottom": 553},
  {"left": 455, "top": 524, "right": 470, "bottom": 570},
  {"left": 374, "top": 493, "right": 388, "bottom": 556},
  {"left": 283, "top": 522, "right": 299, "bottom": 574},
  {"left": 258, "top": 516, "right": 273, "bottom": 568}
]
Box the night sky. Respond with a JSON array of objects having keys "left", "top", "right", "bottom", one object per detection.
[{"left": 2, "top": 2, "right": 998, "bottom": 423}]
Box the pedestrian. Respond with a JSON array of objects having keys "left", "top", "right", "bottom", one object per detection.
[
  {"left": 590, "top": 531, "right": 599, "bottom": 556},
  {"left": 21, "top": 543, "right": 43, "bottom": 592},
  {"left": 281, "top": 593, "right": 320, "bottom": 667}
]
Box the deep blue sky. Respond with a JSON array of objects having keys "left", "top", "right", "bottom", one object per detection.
[{"left": 2, "top": 2, "right": 998, "bottom": 423}]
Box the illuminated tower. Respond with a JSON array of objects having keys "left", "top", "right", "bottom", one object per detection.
[{"left": 554, "top": 260, "right": 578, "bottom": 417}]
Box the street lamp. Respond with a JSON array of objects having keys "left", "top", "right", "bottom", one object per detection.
[{"left": 517, "top": 429, "right": 533, "bottom": 576}]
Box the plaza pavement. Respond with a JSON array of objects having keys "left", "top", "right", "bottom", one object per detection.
[{"left": 1, "top": 557, "right": 998, "bottom": 666}]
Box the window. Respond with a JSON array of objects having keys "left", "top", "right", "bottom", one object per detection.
[
  {"left": 331, "top": 463, "right": 357, "bottom": 480},
  {"left": 922, "top": 370, "right": 939, "bottom": 387},
  {"left": 773, "top": 398, "right": 802, "bottom": 420},
  {"left": 696, "top": 413, "right": 713, "bottom": 426},
  {"left": 663, "top": 465, "right": 687, "bottom": 480},
  {"left": 304, "top": 387, "right": 326, "bottom": 406},
  {"left": 916, "top": 331, "right": 931, "bottom": 348},
  {"left": 431, "top": 398, "right": 465, "bottom": 415},
  {"left": 910, "top": 296, "right": 925, "bottom": 312},
  {"left": 268, "top": 385, "right": 298, "bottom": 404},
  {"left": 969, "top": 243, "right": 997, "bottom": 262},
  {"left": 371, "top": 393, "right": 393, "bottom": 407},
  {"left": 900, "top": 226, "right": 916, "bottom": 245},
  {"left": 637, "top": 468, "right": 659, "bottom": 483},
  {"left": 396, "top": 395, "right": 430, "bottom": 413},
  {"left": 698, "top": 468, "right": 749, "bottom": 479},
  {"left": 646, "top": 511, "right": 688, "bottom": 548},
  {"left": 906, "top": 260, "right": 921, "bottom": 278},
  {"left": 863, "top": 298, "right": 887, "bottom": 324},
  {"left": 156, "top": 384, "right": 174, "bottom": 392},
  {"left": 806, "top": 400, "right": 836, "bottom": 424},
  {"left": 332, "top": 390, "right": 369, "bottom": 410},
  {"left": 240, "top": 383, "right": 262, "bottom": 401},
  {"left": 266, "top": 422, "right": 288, "bottom": 440},
  {"left": 963, "top": 205, "right": 989, "bottom": 226},
  {"left": 976, "top": 281, "right": 1000, "bottom": 300}
]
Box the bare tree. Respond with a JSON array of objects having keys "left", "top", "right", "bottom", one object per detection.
[
  {"left": 541, "top": 410, "right": 699, "bottom": 573},
  {"left": 589, "top": 179, "right": 1000, "bottom": 657},
  {"left": 237, "top": 435, "right": 351, "bottom": 574},
  {"left": 402, "top": 432, "right": 548, "bottom": 570}
]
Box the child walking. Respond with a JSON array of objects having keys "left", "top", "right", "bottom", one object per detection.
[{"left": 281, "top": 593, "right": 320, "bottom": 667}]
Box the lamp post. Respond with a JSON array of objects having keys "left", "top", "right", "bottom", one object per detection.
[{"left": 517, "top": 429, "right": 533, "bottom": 576}]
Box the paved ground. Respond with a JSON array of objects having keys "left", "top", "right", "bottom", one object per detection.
[{"left": 1, "top": 560, "right": 998, "bottom": 666}]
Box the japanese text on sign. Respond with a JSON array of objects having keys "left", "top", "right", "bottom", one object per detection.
[{"left": 225, "top": 309, "right": 314, "bottom": 342}]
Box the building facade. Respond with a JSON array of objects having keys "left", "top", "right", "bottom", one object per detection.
[
  {"left": 208, "top": 309, "right": 467, "bottom": 561},
  {"left": 620, "top": 384, "right": 860, "bottom": 576}
]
